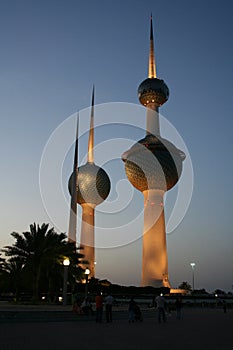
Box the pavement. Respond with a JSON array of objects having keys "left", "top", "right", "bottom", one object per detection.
[{"left": 0, "top": 306, "right": 232, "bottom": 350}]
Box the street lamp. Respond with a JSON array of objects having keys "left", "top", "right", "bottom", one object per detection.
[
  {"left": 63, "top": 258, "right": 70, "bottom": 306},
  {"left": 84, "top": 268, "right": 90, "bottom": 297},
  {"left": 190, "top": 262, "right": 196, "bottom": 291}
]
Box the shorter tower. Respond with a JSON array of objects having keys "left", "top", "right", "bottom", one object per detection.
[
  {"left": 69, "top": 88, "right": 111, "bottom": 277},
  {"left": 122, "top": 16, "right": 185, "bottom": 287}
]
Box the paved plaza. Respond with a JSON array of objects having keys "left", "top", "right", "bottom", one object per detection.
[{"left": 0, "top": 307, "right": 232, "bottom": 350}]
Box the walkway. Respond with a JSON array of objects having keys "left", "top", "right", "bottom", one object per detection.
[{"left": 0, "top": 306, "right": 232, "bottom": 349}]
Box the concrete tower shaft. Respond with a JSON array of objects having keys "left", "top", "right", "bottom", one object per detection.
[{"left": 142, "top": 190, "right": 169, "bottom": 287}]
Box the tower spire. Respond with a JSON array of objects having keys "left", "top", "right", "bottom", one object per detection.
[
  {"left": 68, "top": 114, "right": 79, "bottom": 243},
  {"left": 87, "top": 85, "right": 95, "bottom": 163},
  {"left": 148, "top": 14, "right": 157, "bottom": 78}
]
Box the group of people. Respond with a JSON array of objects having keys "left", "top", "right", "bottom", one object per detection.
[
  {"left": 72, "top": 296, "right": 93, "bottom": 315},
  {"left": 73, "top": 293, "right": 183, "bottom": 323},
  {"left": 95, "top": 292, "right": 114, "bottom": 323},
  {"left": 73, "top": 292, "right": 114, "bottom": 322},
  {"left": 128, "top": 295, "right": 183, "bottom": 323},
  {"left": 155, "top": 294, "right": 183, "bottom": 323}
]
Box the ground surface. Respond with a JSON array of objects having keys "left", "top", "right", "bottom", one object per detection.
[{"left": 0, "top": 307, "right": 232, "bottom": 350}]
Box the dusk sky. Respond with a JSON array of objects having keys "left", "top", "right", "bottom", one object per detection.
[{"left": 0, "top": 0, "right": 232, "bottom": 292}]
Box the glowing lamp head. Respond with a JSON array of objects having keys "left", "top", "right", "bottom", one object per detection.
[
  {"left": 63, "top": 258, "right": 70, "bottom": 266},
  {"left": 85, "top": 268, "right": 90, "bottom": 275}
]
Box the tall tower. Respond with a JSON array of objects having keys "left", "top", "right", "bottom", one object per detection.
[
  {"left": 68, "top": 115, "right": 79, "bottom": 244},
  {"left": 69, "top": 87, "right": 111, "bottom": 277},
  {"left": 122, "top": 16, "right": 185, "bottom": 288}
]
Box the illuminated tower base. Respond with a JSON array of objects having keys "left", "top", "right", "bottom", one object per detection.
[
  {"left": 142, "top": 190, "right": 169, "bottom": 287},
  {"left": 80, "top": 204, "right": 95, "bottom": 277}
]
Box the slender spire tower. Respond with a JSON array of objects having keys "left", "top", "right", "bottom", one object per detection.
[
  {"left": 122, "top": 16, "right": 185, "bottom": 288},
  {"left": 69, "top": 87, "right": 111, "bottom": 277},
  {"left": 68, "top": 115, "right": 79, "bottom": 243}
]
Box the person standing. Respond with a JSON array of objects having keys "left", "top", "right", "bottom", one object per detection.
[
  {"left": 128, "top": 297, "right": 136, "bottom": 323},
  {"left": 105, "top": 293, "right": 114, "bottom": 322},
  {"left": 95, "top": 292, "right": 104, "bottom": 323},
  {"left": 223, "top": 300, "right": 227, "bottom": 313},
  {"left": 175, "top": 297, "right": 183, "bottom": 319},
  {"left": 155, "top": 294, "right": 166, "bottom": 323},
  {"left": 81, "top": 297, "right": 93, "bottom": 315},
  {"left": 72, "top": 295, "right": 83, "bottom": 315}
]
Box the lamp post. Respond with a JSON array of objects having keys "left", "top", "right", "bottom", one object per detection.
[
  {"left": 63, "top": 258, "right": 70, "bottom": 306},
  {"left": 84, "top": 268, "right": 90, "bottom": 297},
  {"left": 190, "top": 262, "right": 196, "bottom": 292}
]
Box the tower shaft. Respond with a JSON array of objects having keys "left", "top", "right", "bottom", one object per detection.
[
  {"left": 146, "top": 105, "right": 160, "bottom": 136},
  {"left": 68, "top": 115, "right": 79, "bottom": 243},
  {"left": 80, "top": 203, "right": 95, "bottom": 278},
  {"left": 141, "top": 190, "right": 170, "bottom": 287},
  {"left": 80, "top": 86, "right": 95, "bottom": 277}
]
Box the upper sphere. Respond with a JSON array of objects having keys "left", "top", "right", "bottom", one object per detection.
[
  {"left": 69, "top": 163, "right": 111, "bottom": 206},
  {"left": 138, "top": 78, "right": 169, "bottom": 107}
]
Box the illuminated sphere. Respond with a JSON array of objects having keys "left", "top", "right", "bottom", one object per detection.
[
  {"left": 138, "top": 78, "right": 169, "bottom": 107},
  {"left": 69, "top": 163, "right": 110, "bottom": 205},
  {"left": 122, "top": 134, "right": 185, "bottom": 192}
]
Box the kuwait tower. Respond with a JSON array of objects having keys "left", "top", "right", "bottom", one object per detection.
[
  {"left": 68, "top": 87, "right": 111, "bottom": 277},
  {"left": 122, "top": 16, "right": 185, "bottom": 287}
]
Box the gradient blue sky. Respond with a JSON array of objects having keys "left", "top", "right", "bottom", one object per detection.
[{"left": 0, "top": 0, "right": 232, "bottom": 292}]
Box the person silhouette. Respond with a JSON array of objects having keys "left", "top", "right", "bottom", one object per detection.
[
  {"left": 95, "top": 292, "right": 104, "bottom": 323},
  {"left": 175, "top": 297, "right": 183, "bottom": 319},
  {"left": 105, "top": 293, "right": 114, "bottom": 322},
  {"left": 155, "top": 294, "right": 166, "bottom": 323}
]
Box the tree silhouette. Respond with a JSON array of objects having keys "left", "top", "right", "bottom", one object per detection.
[
  {"left": 2, "top": 257, "right": 25, "bottom": 301},
  {"left": 178, "top": 281, "right": 192, "bottom": 291},
  {"left": 2, "top": 223, "right": 83, "bottom": 302}
]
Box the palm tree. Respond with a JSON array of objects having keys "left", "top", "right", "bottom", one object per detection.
[
  {"left": 2, "top": 257, "right": 26, "bottom": 301},
  {"left": 2, "top": 223, "right": 83, "bottom": 302},
  {"left": 0, "top": 253, "right": 5, "bottom": 271},
  {"left": 0, "top": 253, "right": 6, "bottom": 290}
]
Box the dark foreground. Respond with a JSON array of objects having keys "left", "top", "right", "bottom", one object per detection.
[{"left": 0, "top": 308, "right": 232, "bottom": 350}]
